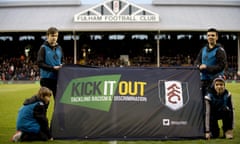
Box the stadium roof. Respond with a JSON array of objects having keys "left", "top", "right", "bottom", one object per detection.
[{"left": 0, "top": 0, "right": 240, "bottom": 32}]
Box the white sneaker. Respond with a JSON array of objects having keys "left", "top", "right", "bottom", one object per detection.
[
  {"left": 11, "top": 131, "right": 22, "bottom": 142},
  {"left": 225, "top": 130, "right": 233, "bottom": 139}
]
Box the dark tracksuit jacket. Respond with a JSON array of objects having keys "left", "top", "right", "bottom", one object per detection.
[
  {"left": 195, "top": 43, "right": 227, "bottom": 81},
  {"left": 37, "top": 41, "right": 63, "bottom": 80}
]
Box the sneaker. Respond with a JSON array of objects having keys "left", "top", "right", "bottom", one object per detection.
[
  {"left": 225, "top": 130, "right": 233, "bottom": 139},
  {"left": 11, "top": 131, "right": 22, "bottom": 142}
]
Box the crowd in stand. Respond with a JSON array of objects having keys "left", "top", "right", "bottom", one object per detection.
[
  {"left": 0, "top": 57, "right": 39, "bottom": 81},
  {"left": 0, "top": 55, "right": 239, "bottom": 81}
]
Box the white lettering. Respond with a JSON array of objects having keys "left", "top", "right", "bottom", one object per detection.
[
  {"left": 71, "top": 96, "right": 91, "bottom": 102},
  {"left": 91, "top": 96, "right": 112, "bottom": 101},
  {"left": 171, "top": 121, "right": 188, "bottom": 125},
  {"left": 74, "top": 15, "right": 159, "bottom": 22},
  {"left": 104, "top": 81, "right": 116, "bottom": 95}
]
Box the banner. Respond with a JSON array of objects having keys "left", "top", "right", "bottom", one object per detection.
[{"left": 52, "top": 65, "right": 204, "bottom": 140}]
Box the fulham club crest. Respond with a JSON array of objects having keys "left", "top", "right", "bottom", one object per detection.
[
  {"left": 158, "top": 80, "right": 189, "bottom": 110},
  {"left": 113, "top": 0, "right": 120, "bottom": 13}
]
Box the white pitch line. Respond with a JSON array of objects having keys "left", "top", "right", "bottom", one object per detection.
[{"left": 109, "top": 141, "right": 117, "bottom": 144}]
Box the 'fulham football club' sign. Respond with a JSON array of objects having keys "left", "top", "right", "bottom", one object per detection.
[{"left": 74, "top": 0, "right": 159, "bottom": 22}]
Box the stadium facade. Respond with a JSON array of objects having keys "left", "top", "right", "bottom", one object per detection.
[{"left": 0, "top": 0, "right": 239, "bottom": 71}]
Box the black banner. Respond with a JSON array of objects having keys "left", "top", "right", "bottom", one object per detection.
[{"left": 52, "top": 65, "right": 204, "bottom": 140}]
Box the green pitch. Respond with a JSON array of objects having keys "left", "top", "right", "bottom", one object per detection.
[{"left": 0, "top": 83, "right": 239, "bottom": 144}]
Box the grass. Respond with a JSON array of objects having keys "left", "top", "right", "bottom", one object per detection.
[{"left": 0, "top": 83, "right": 239, "bottom": 144}]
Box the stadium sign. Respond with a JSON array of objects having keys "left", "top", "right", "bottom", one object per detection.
[{"left": 74, "top": 0, "right": 160, "bottom": 22}]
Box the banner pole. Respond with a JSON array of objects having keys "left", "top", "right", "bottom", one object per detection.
[
  {"left": 73, "top": 30, "right": 77, "bottom": 64},
  {"left": 157, "top": 30, "right": 160, "bottom": 67}
]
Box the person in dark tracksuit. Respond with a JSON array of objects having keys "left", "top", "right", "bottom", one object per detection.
[
  {"left": 37, "top": 27, "right": 64, "bottom": 99},
  {"left": 11, "top": 87, "right": 53, "bottom": 142},
  {"left": 204, "top": 77, "right": 234, "bottom": 139},
  {"left": 195, "top": 28, "right": 227, "bottom": 97}
]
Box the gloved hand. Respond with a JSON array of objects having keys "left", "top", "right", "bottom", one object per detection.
[{"left": 222, "top": 106, "right": 230, "bottom": 112}]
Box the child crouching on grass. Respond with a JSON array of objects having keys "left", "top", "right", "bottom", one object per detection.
[
  {"left": 205, "top": 77, "right": 234, "bottom": 140},
  {"left": 11, "top": 87, "right": 53, "bottom": 142}
]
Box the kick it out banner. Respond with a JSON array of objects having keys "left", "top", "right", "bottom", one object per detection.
[{"left": 52, "top": 65, "right": 204, "bottom": 140}]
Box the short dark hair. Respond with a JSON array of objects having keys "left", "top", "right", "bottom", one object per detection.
[
  {"left": 47, "top": 27, "right": 58, "bottom": 35},
  {"left": 207, "top": 28, "right": 218, "bottom": 35}
]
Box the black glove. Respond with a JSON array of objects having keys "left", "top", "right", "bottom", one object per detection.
[{"left": 221, "top": 106, "right": 230, "bottom": 112}]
